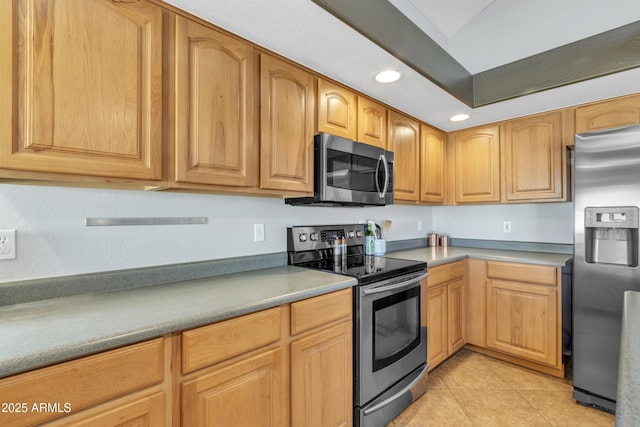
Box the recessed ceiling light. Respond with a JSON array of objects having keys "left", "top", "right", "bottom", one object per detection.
[
  {"left": 449, "top": 114, "right": 470, "bottom": 122},
  {"left": 374, "top": 69, "right": 402, "bottom": 83}
]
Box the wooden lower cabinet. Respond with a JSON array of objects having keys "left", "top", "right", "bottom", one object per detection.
[
  {"left": 290, "top": 322, "right": 352, "bottom": 427},
  {"left": 0, "top": 290, "right": 353, "bottom": 427},
  {"left": 426, "top": 285, "right": 448, "bottom": 368},
  {"left": 431, "top": 258, "right": 565, "bottom": 378},
  {"left": 49, "top": 391, "right": 166, "bottom": 427},
  {"left": 485, "top": 261, "right": 560, "bottom": 369},
  {"left": 0, "top": 338, "right": 167, "bottom": 427},
  {"left": 447, "top": 279, "right": 466, "bottom": 354},
  {"left": 180, "top": 289, "right": 352, "bottom": 427},
  {"left": 425, "top": 261, "right": 466, "bottom": 370},
  {"left": 486, "top": 280, "right": 558, "bottom": 366},
  {"left": 181, "top": 348, "right": 285, "bottom": 427},
  {"left": 475, "top": 260, "right": 564, "bottom": 377}
]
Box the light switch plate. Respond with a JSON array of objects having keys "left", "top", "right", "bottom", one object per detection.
[{"left": 254, "top": 224, "right": 265, "bottom": 242}]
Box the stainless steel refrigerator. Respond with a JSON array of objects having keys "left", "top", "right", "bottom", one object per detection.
[{"left": 573, "top": 124, "right": 640, "bottom": 413}]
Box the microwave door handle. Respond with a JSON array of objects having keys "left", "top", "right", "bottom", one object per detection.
[{"left": 377, "top": 154, "right": 389, "bottom": 199}]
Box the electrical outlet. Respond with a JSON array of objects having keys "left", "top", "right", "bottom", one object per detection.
[
  {"left": 503, "top": 221, "right": 512, "bottom": 233},
  {"left": 417, "top": 220, "right": 423, "bottom": 231},
  {"left": 254, "top": 224, "right": 265, "bottom": 242},
  {"left": 0, "top": 229, "right": 16, "bottom": 259}
]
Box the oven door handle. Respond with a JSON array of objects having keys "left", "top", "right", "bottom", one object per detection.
[
  {"left": 362, "top": 271, "right": 428, "bottom": 295},
  {"left": 363, "top": 363, "right": 429, "bottom": 416}
]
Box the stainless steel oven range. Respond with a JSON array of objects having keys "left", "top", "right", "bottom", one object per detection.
[{"left": 287, "top": 224, "right": 428, "bottom": 426}]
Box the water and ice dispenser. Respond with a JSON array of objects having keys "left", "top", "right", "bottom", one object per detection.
[{"left": 585, "top": 207, "right": 639, "bottom": 267}]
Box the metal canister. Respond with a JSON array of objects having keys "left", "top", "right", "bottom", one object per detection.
[
  {"left": 427, "top": 232, "right": 439, "bottom": 247},
  {"left": 440, "top": 234, "right": 450, "bottom": 247}
]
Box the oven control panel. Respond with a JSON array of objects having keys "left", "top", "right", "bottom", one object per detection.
[{"left": 287, "top": 224, "right": 366, "bottom": 252}]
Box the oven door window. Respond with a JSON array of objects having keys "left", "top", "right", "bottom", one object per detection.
[{"left": 372, "top": 285, "right": 420, "bottom": 372}]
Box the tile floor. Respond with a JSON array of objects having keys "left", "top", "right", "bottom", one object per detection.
[{"left": 391, "top": 348, "right": 615, "bottom": 426}]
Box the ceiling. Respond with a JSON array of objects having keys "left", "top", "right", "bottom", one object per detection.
[{"left": 164, "top": 0, "right": 640, "bottom": 131}]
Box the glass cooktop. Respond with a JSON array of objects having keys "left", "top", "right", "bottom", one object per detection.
[{"left": 297, "top": 254, "right": 426, "bottom": 285}]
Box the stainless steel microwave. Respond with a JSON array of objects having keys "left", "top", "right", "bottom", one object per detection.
[{"left": 285, "top": 133, "right": 394, "bottom": 207}]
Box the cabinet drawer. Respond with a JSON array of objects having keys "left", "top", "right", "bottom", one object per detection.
[
  {"left": 427, "top": 261, "right": 465, "bottom": 288},
  {"left": 0, "top": 338, "right": 164, "bottom": 427},
  {"left": 486, "top": 261, "right": 557, "bottom": 286},
  {"left": 291, "top": 289, "right": 352, "bottom": 335},
  {"left": 182, "top": 307, "right": 282, "bottom": 374}
]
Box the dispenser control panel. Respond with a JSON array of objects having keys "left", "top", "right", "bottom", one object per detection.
[{"left": 585, "top": 206, "right": 639, "bottom": 228}]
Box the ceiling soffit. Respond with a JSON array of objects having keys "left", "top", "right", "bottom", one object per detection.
[
  {"left": 311, "top": 0, "right": 640, "bottom": 108},
  {"left": 310, "top": 0, "right": 474, "bottom": 105}
]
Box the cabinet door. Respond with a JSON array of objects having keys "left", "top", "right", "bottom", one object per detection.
[
  {"left": 465, "top": 259, "right": 487, "bottom": 347},
  {"left": 51, "top": 392, "right": 166, "bottom": 427},
  {"left": 291, "top": 322, "right": 352, "bottom": 427},
  {"left": 317, "top": 79, "right": 356, "bottom": 140},
  {"left": 1, "top": 0, "right": 163, "bottom": 180},
  {"left": 575, "top": 94, "right": 640, "bottom": 133},
  {"left": 486, "top": 280, "right": 558, "bottom": 367},
  {"left": 420, "top": 124, "right": 446, "bottom": 203},
  {"left": 182, "top": 348, "right": 285, "bottom": 427},
  {"left": 447, "top": 279, "right": 466, "bottom": 355},
  {"left": 174, "top": 17, "right": 256, "bottom": 187},
  {"left": 357, "top": 97, "right": 387, "bottom": 148},
  {"left": 388, "top": 111, "right": 420, "bottom": 202},
  {"left": 426, "top": 286, "right": 448, "bottom": 370},
  {"left": 453, "top": 125, "right": 501, "bottom": 203},
  {"left": 260, "top": 54, "right": 314, "bottom": 193},
  {"left": 504, "top": 112, "right": 563, "bottom": 201}
]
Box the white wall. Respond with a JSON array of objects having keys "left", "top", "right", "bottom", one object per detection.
[
  {"left": 0, "top": 184, "right": 434, "bottom": 283},
  {"left": 432, "top": 203, "right": 574, "bottom": 244},
  {"left": 1, "top": 184, "right": 574, "bottom": 283}
]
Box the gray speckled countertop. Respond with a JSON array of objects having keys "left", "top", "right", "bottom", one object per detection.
[
  {"left": 616, "top": 291, "right": 640, "bottom": 426},
  {"left": 388, "top": 246, "right": 573, "bottom": 267},
  {"left": 0, "top": 245, "right": 572, "bottom": 380},
  {"left": 0, "top": 265, "right": 356, "bottom": 379}
]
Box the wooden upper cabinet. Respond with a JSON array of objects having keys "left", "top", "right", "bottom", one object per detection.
[
  {"left": 317, "top": 78, "right": 356, "bottom": 140},
  {"left": 357, "top": 97, "right": 387, "bottom": 148},
  {"left": 453, "top": 125, "right": 501, "bottom": 203},
  {"left": 388, "top": 111, "right": 420, "bottom": 202},
  {"left": 575, "top": 94, "right": 640, "bottom": 133},
  {"left": 1, "top": 0, "right": 163, "bottom": 180},
  {"left": 260, "top": 54, "right": 314, "bottom": 193},
  {"left": 420, "top": 124, "right": 446, "bottom": 203},
  {"left": 504, "top": 112, "right": 564, "bottom": 201},
  {"left": 174, "top": 17, "right": 257, "bottom": 187}
]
